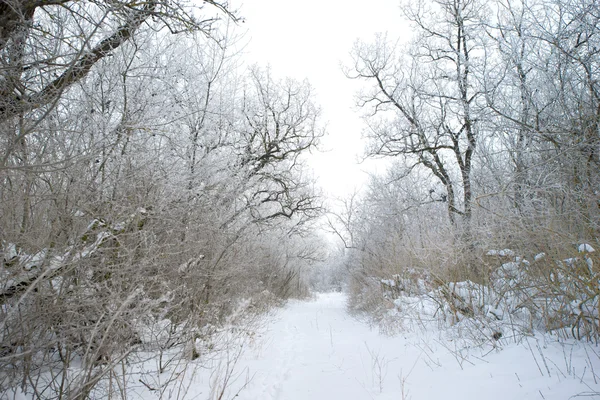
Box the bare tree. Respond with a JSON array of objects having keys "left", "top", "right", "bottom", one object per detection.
[
  {"left": 483, "top": 0, "right": 600, "bottom": 238},
  {"left": 0, "top": 0, "right": 237, "bottom": 171},
  {"left": 0, "top": 2, "right": 326, "bottom": 398},
  {"left": 236, "top": 66, "right": 324, "bottom": 229},
  {"left": 345, "top": 0, "right": 600, "bottom": 339},
  {"left": 350, "top": 0, "right": 487, "bottom": 238}
]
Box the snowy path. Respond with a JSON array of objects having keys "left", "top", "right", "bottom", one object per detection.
[{"left": 202, "top": 292, "right": 599, "bottom": 400}]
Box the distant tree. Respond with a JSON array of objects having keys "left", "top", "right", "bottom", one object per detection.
[{"left": 236, "top": 66, "right": 324, "bottom": 229}]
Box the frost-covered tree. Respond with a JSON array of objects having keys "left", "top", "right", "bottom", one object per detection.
[
  {"left": 350, "top": 0, "right": 488, "bottom": 233},
  {"left": 0, "top": 3, "right": 325, "bottom": 397},
  {"left": 346, "top": 0, "right": 600, "bottom": 338}
]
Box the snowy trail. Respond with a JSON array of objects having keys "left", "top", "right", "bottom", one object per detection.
[
  {"left": 235, "top": 292, "right": 400, "bottom": 400},
  {"left": 201, "top": 292, "right": 599, "bottom": 400}
]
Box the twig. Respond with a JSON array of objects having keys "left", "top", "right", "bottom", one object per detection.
[
  {"left": 584, "top": 345, "right": 599, "bottom": 384},
  {"left": 536, "top": 341, "right": 552, "bottom": 378},
  {"left": 525, "top": 338, "right": 544, "bottom": 377},
  {"left": 138, "top": 379, "right": 157, "bottom": 391}
]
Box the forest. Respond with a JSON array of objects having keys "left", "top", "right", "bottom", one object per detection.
[
  {"left": 336, "top": 0, "right": 600, "bottom": 343},
  {"left": 0, "top": 0, "right": 599, "bottom": 398}
]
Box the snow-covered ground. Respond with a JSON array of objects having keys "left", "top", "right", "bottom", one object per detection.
[{"left": 177, "top": 292, "right": 600, "bottom": 400}]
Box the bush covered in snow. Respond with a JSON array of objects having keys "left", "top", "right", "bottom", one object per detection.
[
  {"left": 0, "top": 209, "right": 315, "bottom": 399},
  {"left": 359, "top": 244, "right": 600, "bottom": 344}
]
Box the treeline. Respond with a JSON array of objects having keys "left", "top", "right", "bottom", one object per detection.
[
  {"left": 0, "top": 1, "right": 324, "bottom": 398},
  {"left": 335, "top": 0, "right": 600, "bottom": 339}
]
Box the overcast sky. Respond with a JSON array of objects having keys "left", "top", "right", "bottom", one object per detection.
[{"left": 233, "top": 1, "right": 409, "bottom": 200}]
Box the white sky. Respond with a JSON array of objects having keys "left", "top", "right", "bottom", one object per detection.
[{"left": 233, "top": 0, "right": 409, "bottom": 200}]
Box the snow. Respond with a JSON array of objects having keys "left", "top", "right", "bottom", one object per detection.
[
  {"left": 564, "top": 257, "right": 578, "bottom": 266},
  {"left": 3, "top": 242, "right": 18, "bottom": 263},
  {"left": 23, "top": 249, "right": 47, "bottom": 270},
  {"left": 10, "top": 292, "right": 600, "bottom": 399},
  {"left": 579, "top": 244, "right": 596, "bottom": 253},
  {"left": 86, "top": 218, "right": 106, "bottom": 231},
  {"left": 487, "top": 249, "right": 515, "bottom": 257},
  {"left": 381, "top": 278, "right": 396, "bottom": 287},
  {"left": 78, "top": 231, "right": 110, "bottom": 258},
  {"left": 154, "top": 292, "right": 600, "bottom": 400},
  {"left": 498, "top": 249, "right": 515, "bottom": 257}
]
